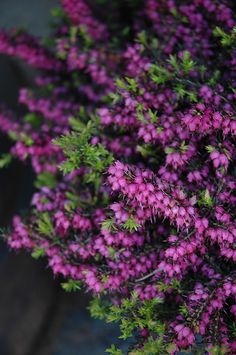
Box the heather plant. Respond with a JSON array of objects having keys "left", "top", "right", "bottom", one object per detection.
[{"left": 0, "top": 0, "right": 236, "bottom": 354}]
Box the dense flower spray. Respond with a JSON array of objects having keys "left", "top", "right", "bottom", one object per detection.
[{"left": 0, "top": 0, "right": 236, "bottom": 353}]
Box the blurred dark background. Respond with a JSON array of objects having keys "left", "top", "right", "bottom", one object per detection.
[{"left": 0, "top": 1, "right": 125, "bottom": 354}]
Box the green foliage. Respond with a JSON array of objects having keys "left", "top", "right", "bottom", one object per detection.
[
  {"left": 125, "top": 77, "right": 138, "bottom": 92},
  {"left": 213, "top": 26, "right": 236, "bottom": 47},
  {"left": 168, "top": 51, "right": 195, "bottom": 75},
  {"left": 157, "top": 279, "right": 181, "bottom": 293},
  {"left": 65, "top": 191, "right": 81, "bottom": 210},
  {"left": 150, "top": 52, "right": 197, "bottom": 104},
  {"left": 208, "top": 345, "right": 228, "bottom": 355},
  {"left": 148, "top": 109, "right": 158, "bottom": 123},
  {"left": 107, "top": 246, "right": 117, "bottom": 259},
  {"left": 31, "top": 247, "right": 46, "bottom": 259},
  {"left": 231, "top": 322, "right": 236, "bottom": 337},
  {"left": 136, "top": 105, "right": 146, "bottom": 124},
  {"left": 89, "top": 297, "right": 110, "bottom": 320},
  {"left": 35, "top": 172, "right": 57, "bottom": 189},
  {"left": 205, "top": 145, "right": 215, "bottom": 153},
  {"left": 106, "top": 345, "right": 123, "bottom": 355},
  {"left": 78, "top": 25, "right": 94, "bottom": 48},
  {"left": 116, "top": 77, "right": 138, "bottom": 93},
  {"left": 69, "top": 26, "right": 78, "bottom": 43},
  {"left": 122, "top": 216, "right": 141, "bottom": 232},
  {"left": 54, "top": 120, "right": 114, "bottom": 176},
  {"left": 130, "top": 336, "right": 169, "bottom": 355},
  {"left": 8, "top": 130, "right": 19, "bottom": 141},
  {"left": 91, "top": 292, "right": 165, "bottom": 346},
  {"left": 24, "top": 113, "right": 42, "bottom": 128},
  {"left": 115, "top": 78, "right": 127, "bottom": 90},
  {"left": 168, "top": 54, "right": 179, "bottom": 72},
  {"left": 61, "top": 279, "right": 82, "bottom": 292},
  {"left": 36, "top": 212, "right": 54, "bottom": 237},
  {"left": 69, "top": 108, "right": 87, "bottom": 131},
  {"left": 179, "top": 304, "right": 189, "bottom": 318},
  {"left": 0, "top": 153, "right": 12, "bottom": 169},
  {"left": 137, "top": 144, "right": 155, "bottom": 158},
  {"left": 51, "top": 7, "right": 64, "bottom": 18},
  {"left": 8, "top": 130, "right": 34, "bottom": 147},
  {"left": 164, "top": 147, "right": 175, "bottom": 154},
  {"left": 149, "top": 64, "right": 171, "bottom": 85},
  {"left": 174, "top": 84, "right": 197, "bottom": 102},
  {"left": 171, "top": 279, "right": 181, "bottom": 290},
  {"left": 137, "top": 30, "right": 148, "bottom": 47},
  {"left": 22, "top": 134, "right": 34, "bottom": 146},
  {"left": 198, "top": 189, "right": 214, "bottom": 208},
  {"left": 208, "top": 70, "right": 221, "bottom": 86},
  {"left": 181, "top": 51, "right": 195, "bottom": 74},
  {"left": 179, "top": 141, "right": 189, "bottom": 153},
  {"left": 109, "top": 92, "right": 121, "bottom": 105},
  {"left": 188, "top": 91, "right": 198, "bottom": 103},
  {"left": 101, "top": 218, "right": 117, "bottom": 231}
]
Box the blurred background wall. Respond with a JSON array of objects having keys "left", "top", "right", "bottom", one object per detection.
[{"left": 0, "top": 1, "right": 125, "bottom": 354}]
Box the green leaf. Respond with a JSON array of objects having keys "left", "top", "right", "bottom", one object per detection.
[
  {"left": 69, "top": 117, "right": 86, "bottom": 131},
  {"left": 89, "top": 298, "right": 110, "bottom": 320},
  {"left": 208, "top": 345, "right": 228, "bottom": 355},
  {"left": 171, "top": 279, "right": 181, "bottom": 289},
  {"left": 199, "top": 189, "right": 213, "bottom": 208},
  {"left": 22, "top": 134, "right": 34, "bottom": 147},
  {"left": 213, "top": 26, "right": 235, "bottom": 47},
  {"left": 61, "top": 279, "right": 81, "bottom": 292},
  {"left": 179, "top": 141, "right": 188, "bottom": 153},
  {"left": 208, "top": 70, "right": 221, "bottom": 86},
  {"left": 168, "top": 54, "right": 179, "bottom": 72},
  {"left": 121, "top": 26, "right": 130, "bottom": 37},
  {"left": 8, "top": 130, "right": 19, "bottom": 141},
  {"left": 54, "top": 118, "right": 113, "bottom": 177},
  {"left": 137, "top": 144, "right": 154, "bottom": 158},
  {"left": 101, "top": 218, "right": 116, "bottom": 231},
  {"left": 165, "top": 147, "right": 175, "bottom": 154},
  {"left": 231, "top": 322, "right": 236, "bottom": 337},
  {"left": 181, "top": 51, "right": 195, "bottom": 74},
  {"left": 174, "top": 83, "right": 187, "bottom": 99},
  {"left": 149, "top": 64, "right": 171, "bottom": 85},
  {"left": 156, "top": 281, "right": 170, "bottom": 293},
  {"left": 31, "top": 247, "right": 46, "bottom": 259},
  {"left": 70, "top": 26, "right": 77, "bottom": 43},
  {"left": 179, "top": 304, "right": 189, "bottom": 317},
  {"left": 78, "top": 26, "right": 94, "bottom": 47},
  {"left": 119, "top": 318, "right": 135, "bottom": 339},
  {"left": 170, "top": 8, "right": 178, "bottom": 17},
  {"left": 35, "top": 172, "right": 57, "bottom": 189},
  {"left": 65, "top": 191, "right": 80, "bottom": 210},
  {"left": 125, "top": 77, "right": 138, "bottom": 92},
  {"left": 115, "top": 78, "right": 127, "bottom": 90},
  {"left": 51, "top": 7, "right": 64, "bottom": 17},
  {"left": 137, "top": 31, "right": 148, "bottom": 47},
  {"left": 188, "top": 91, "right": 198, "bottom": 103},
  {"left": 130, "top": 336, "right": 168, "bottom": 355},
  {"left": 0, "top": 153, "right": 12, "bottom": 169},
  {"left": 109, "top": 92, "right": 121, "bottom": 104},
  {"left": 24, "top": 113, "right": 42, "bottom": 128},
  {"left": 148, "top": 109, "right": 158, "bottom": 123},
  {"left": 106, "top": 344, "right": 123, "bottom": 355},
  {"left": 205, "top": 145, "right": 215, "bottom": 153},
  {"left": 123, "top": 216, "right": 141, "bottom": 232},
  {"left": 37, "top": 213, "right": 54, "bottom": 237},
  {"left": 136, "top": 110, "right": 146, "bottom": 123}
]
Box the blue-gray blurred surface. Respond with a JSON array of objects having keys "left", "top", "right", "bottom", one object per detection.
[{"left": 0, "top": 0, "right": 58, "bottom": 35}]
